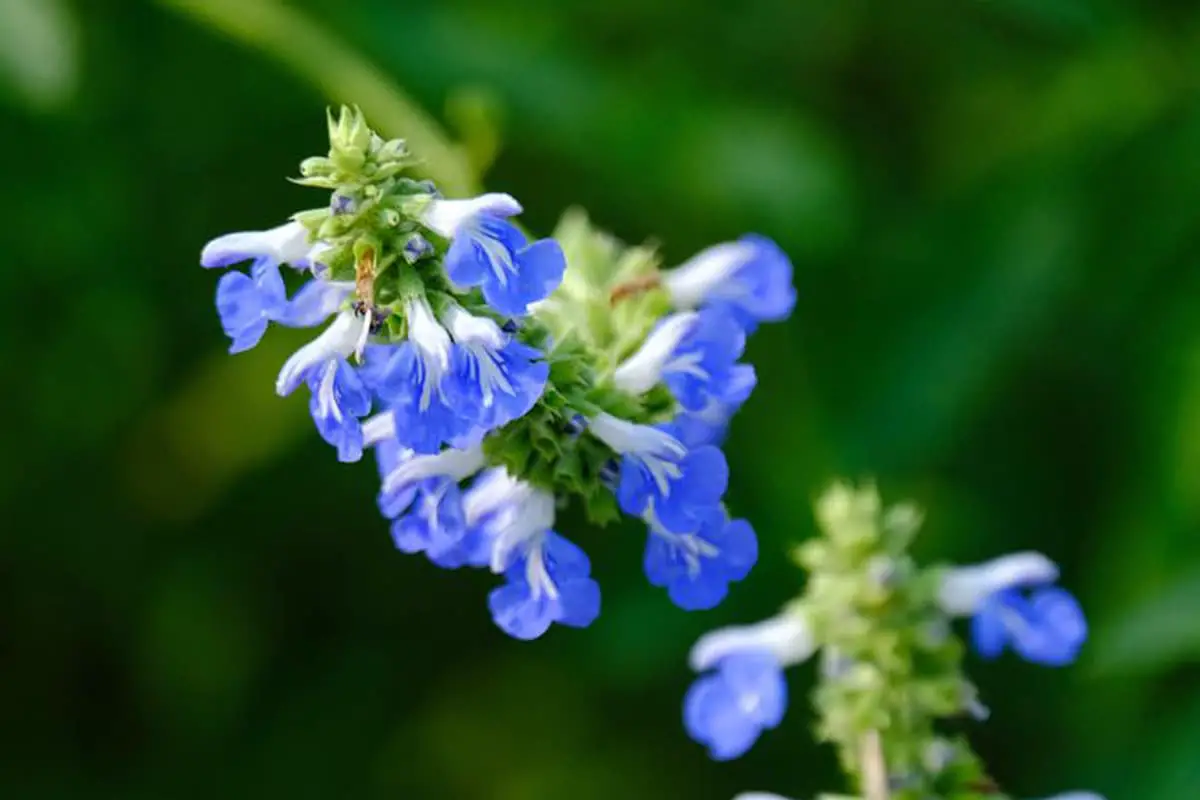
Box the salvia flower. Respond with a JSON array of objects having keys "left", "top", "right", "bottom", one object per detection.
[
  {"left": 423, "top": 192, "right": 567, "bottom": 317},
  {"left": 643, "top": 506, "right": 757, "bottom": 610},
  {"left": 613, "top": 307, "right": 747, "bottom": 412},
  {"left": 661, "top": 234, "right": 795, "bottom": 332},
  {"left": 939, "top": 551, "right": 1088, "bottom": 665},
  {"left": 589, "top": 413, "right": 729, "bottom": 534},
  {"left": 198, "top": 107, "right": 797, "bottom": 641},
  {"left": 683, "top": 612, "right": 814, "bottom": 759}
]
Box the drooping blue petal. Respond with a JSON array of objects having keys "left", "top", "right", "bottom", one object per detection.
[
  {"left": 214, "top": 258, "right": 287, "bottom": 353},
  {"left": 649, "top": 445, "right": 730, "bottom": 534},
  {"left": 307, "top": 359, "right": 372, "bottom": 463},
  {"left": 373, "top": 344, "right": 476, "bottom": 454},
  {"left": 645, "top": 510, "right": 758, "bottom": 610},
  {"left": 676, "top": 364, "right": 757, "bottom": 448},
  {"left": 969, "top": 585, "right": 1087, "bottom": 666},
  {"left": 684, "top": 651, "right": 787, "bottom": 761},
  {"left": 390, "top": 482, "right": 469, "bottom": 567},
  {"left": 488, "top": 531, "right": 601, "bottom": 640},
  {"left": 375, "top": 439, "right": 418, "bottom": 519}
]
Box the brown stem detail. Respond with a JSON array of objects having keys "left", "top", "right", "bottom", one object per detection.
[
  {"left": 608, "top": 274, "right": 662, "bottom": 306},
  {"left": 355, "top": 247, "right": 377, "bottom": 310}
]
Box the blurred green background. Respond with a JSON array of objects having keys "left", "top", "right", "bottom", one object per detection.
[{"left": 2, "top": 0, "right": 1198, "bottom": 797}]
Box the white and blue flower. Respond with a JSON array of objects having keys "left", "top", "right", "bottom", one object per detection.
[
  {"left": 684, "top": 612, "right": 814, "bottom": 760},
  {"left": 459, "top": 473, "right": 601, "bottom": 640},
  {"left": 307, "top": 358, "right": 371, "bottom": 462},
  {"left": 685, "top": 651, "right": 787, "bottom": 761},
  {"left": 938, "top": 551, "right": 1087, "bottom": 666},
  {"left": 369, "top": 296, "right": 477, "bottom": 454},
  {"left": 372, "top": 441, "right": 487, "bottom": 567},
  {"left": 662, "top": 235, "right": 795, "bottom": 332},
  {"left": 644, "top": 506, "right": 757, "bottom": 610},
  {"left": 589, "top": 413, "right": 729, "bottom": 534},
  {"left": 613, "top": 307, "right": 746, "bottom": 412},
  {"left": 422, "top": 193, "right": 566, "bottom": 317},
  {"left": 443, "top": 306, "right": 549, "bottom": 431},
  {"left": 275, "top": 310, "right": 375, "bottom": 461}
]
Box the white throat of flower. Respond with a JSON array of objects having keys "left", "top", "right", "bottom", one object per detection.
[
  {"left": 661, "top": 240, "right": 756, "bottom": 308},
  {"left": 588, "top": 413, "right": 685, "bottom": 496},
  {"left": 444, "top": 306, "right": 515, "bottom": 406},
  {"left": 275, "top": 310, "right": 361, "bottom": 396},
  {"left": 613, "top": 311, "right": 698, "bottom": 395},
  {"left": 645, "top": 502, "right": 718, "bottom": 579},
  {"left": 405, "top": 296, "right": 453, "bottom": 410}
]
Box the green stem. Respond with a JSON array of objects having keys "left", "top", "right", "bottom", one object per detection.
[{"left": 156, "top": 0, "right": 479, "bottom": 197}]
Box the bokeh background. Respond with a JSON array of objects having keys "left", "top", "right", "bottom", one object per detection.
[{"left": 2, "top": 0, "right": 1199, "bottom": 797}]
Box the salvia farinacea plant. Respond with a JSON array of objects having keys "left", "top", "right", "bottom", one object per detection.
[{"left": 199, "top": 107, "right": 1100, "bottom": 800}]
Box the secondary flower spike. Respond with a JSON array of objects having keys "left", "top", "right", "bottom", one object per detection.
[
  {"left": 196, "top": 106, "right": 796, "bottom": 640},
  {"left": 682, "top": 482, "right": 1094, "bottom": 800}
]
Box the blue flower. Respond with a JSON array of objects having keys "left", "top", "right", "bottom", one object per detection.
[
  {"left": 675, "top": 364, "right": 757, "bottom": 448},
  {"left": 369, "top": 297, "right": 479, "bottom": 454},
  {"left": 684, "top": 651, "right": 787, "bottom": 760},
  {"left": 307, "top": 358, "right": 371, "bottom": 462},
  {"left": 663, "top": 310, "right": 745, "bottom": 412},
  {"left": 214, "top": 258, "right": 287, "bottom": 353},
  {"left": 422, "top": 193, "right": 566, "bottom": 317},
  {"left": 489, "top": 530, "right": 601, "bottom": 640},
  {"left": 970, "top": 585, "right": 1087, "bottom": 666},
  {"left": 612, "top": 309, "right": 746, "bottom": 413},
  {"left": 390, "top": 481, "right": 471, "bottom": 567},
  {"left": 589, "top": 414, "right": 729, "bottom": 534},
  {"left": 443, "top": 307, "right": 549, "bottom": 431},
  {"left": 644, "top": 508, "right": 758, "bottom": 610},
  {"left": 662, "top": 235, "right": 795, "bottom": 332}
]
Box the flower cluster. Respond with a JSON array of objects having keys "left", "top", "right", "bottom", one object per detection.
[
  {"left": 683, "top": 483, "right": 1095, "bottom": 800},
  {"left": 198, "top": 107, "right": 795, "bottom": 640}
]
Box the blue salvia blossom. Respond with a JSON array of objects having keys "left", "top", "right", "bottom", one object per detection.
[
  {"left": 199, "top": 111, "right": 794, "bottom": 641},
  {"left": 683, "top": 551, "right": 1090, "bottom": 761},
  {"left": 442, "top": 305, "right": 549, "bottom": 431},
  {"left": 939, "top": 551, "right": 1087, "bottom": 666},
  {"left": 275, "top": 310, "right": 375, "bottom": 462},
  {"left": 643, "top": 505, "right": 757, "bottom": 611},
  {"left": 684, "top": 612, "right": 815, "bottom": 760},
  {"left": 422, "top": 193, "right": 567, "bottom": 317},
  {"left": 478, "top": 476, "right": 601, "bottom": 640},
  {"left": 660, "top": 234, "right": 796, "bottom": 333}
]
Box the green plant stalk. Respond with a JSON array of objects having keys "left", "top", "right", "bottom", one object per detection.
[{"left": 156, "top": 0, "right": 478, "bottom": 197}]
